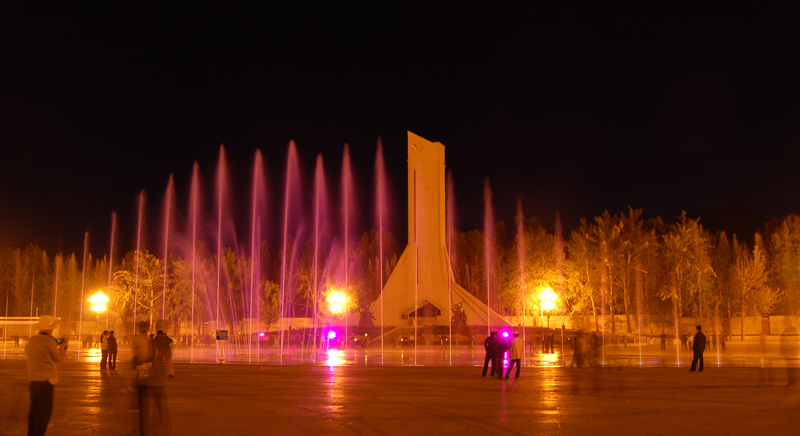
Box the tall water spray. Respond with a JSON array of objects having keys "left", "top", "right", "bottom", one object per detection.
[
  {"left": 376, "top": 141, "right": 388, "bottom": 361},
  {"left": 107, "top": 212, "right": 117, "bottom": 329},
  {"left": 483, "top": 178, "right": 495, "bottom": 337},
  {"left": 341, "top": 144, "right": 355, "bottom": 348},
  {"left": 79, "top": 231, "right": 89, "bottom": 356},
  {"left": 189, "top": 162, "right": 200, "bottom": 362},
  {"left": 555, "top": 213, "right": 565, "bottom": 364},
  {"left": 249, "top": 150, "right": 268, "bottom": 361},
  {"left": 446, "top": 171, "right": 456, "bottom": 364},
  {"left": 53, "top": 254, "right": 61, "bottom": 317},
  {"left": 516, "top": 200, "right": 526, "bottom": 353},
  {"left": 312, "top": 154, "right": 330, "bottom": 360},
  {"left": 636, "top": 264, "right": 643, "bottom": 365},
  {"left": 134, "top": 192, "right": 146, "bottom": 334},
  {"left": 280, "top": 141, "right": 302, "bottom": 361},
  {"left": 162, "top": 175, "right": 175, "bottom": 321}
]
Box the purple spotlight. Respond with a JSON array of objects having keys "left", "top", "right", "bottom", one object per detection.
[
  {"left": 502, "top": 331, "right": 509, "bottom": 338},
  {"left": 328, "top": 331, "right": 337, "bottom": 339},
  {"left": 259, "top": 332, "right": 265, "bottom": 338}
]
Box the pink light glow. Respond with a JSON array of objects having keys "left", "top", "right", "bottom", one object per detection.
[
  {"left": 328, "top": 331, "right": 337, "bottom": 339},
  {"left": 259, "top": 332, "right": 265, "bottom": 337},
  {"left": 502, "top": 331, "right": 509, "bottom": 338}
]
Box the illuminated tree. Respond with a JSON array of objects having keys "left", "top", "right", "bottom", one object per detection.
[{"left": 768, "top": 214, "right": 800, "bottom": 315}]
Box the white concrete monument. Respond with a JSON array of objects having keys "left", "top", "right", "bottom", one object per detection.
[{"left": 366, "top": 131, "right": 508, "bottom": 329}]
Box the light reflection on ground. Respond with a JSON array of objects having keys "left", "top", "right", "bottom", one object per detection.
[{"left": 325, "top": 349, "right": 346, "bottom": 366}]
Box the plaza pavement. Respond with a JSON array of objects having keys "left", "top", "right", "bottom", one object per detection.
[{"left": 1, "top": 344, "right": 798, "bottom": 435}]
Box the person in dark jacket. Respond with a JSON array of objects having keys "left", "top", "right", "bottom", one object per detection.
[
  {"left": 690, "top": 325, "right": 706, "bottom": 372},
  {"left": 107, "top": 331, "right": 118, "bottom": 369},
  {"left": 482, "top": 331, "right": 498, "bottom": 376},
  {"left": 494, "top": 334, "right": 509, "bottom": 379}
]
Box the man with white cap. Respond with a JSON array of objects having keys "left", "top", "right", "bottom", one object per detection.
[
  {"left": 505, "top": 329, "right": 524, "bottom": 379},
  {"left": 25, "top": 315, "right": 68, "bottom": 436}
]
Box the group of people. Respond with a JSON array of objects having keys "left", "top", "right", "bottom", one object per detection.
[
  {"left": 23, "top": 315, "right": 175, "bottom": 436},
  {"left": 571, "top": 331, "right": 604, "bottom": 367},
  {"left": 98, "top": 330, "right": 119, "bottom": 369},
  {"left": 481, "top": 330, "right": 524, "bottom": 379},
  {"left": 130, "top": 322, "right": 173, "bottom": 435}
]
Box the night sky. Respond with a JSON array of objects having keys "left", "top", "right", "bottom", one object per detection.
[{"left": 3, "top": 3, "right": 800, "bottom": 255}]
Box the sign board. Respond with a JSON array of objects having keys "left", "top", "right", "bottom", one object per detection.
[{"left": 215, "top": 330, "right": 228, "bottom": 340}]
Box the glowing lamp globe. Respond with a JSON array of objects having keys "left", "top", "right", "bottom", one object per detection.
[
  {"left": 328, "top": 331, "right": 337, "bottom": 339},
  {"left": 88, "top": 291, "right": 109, "bottom": 313}
]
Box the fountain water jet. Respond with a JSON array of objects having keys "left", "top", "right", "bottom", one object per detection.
[
  {"left": 446, "top": 171, "right": 456, "bottom": 364},
  {"left": 134, "top": 192, "right": 146, "bottom": 335},
  {"left": 249, "top": 150, "right": 268, "bottom": 362},
  {"left": 515, "top": 199, "right": 526, "bottom": 360},
  {"left": 311, "top": 154, "right": 329, "bottom": 361},
  {"left": 636, "top": 265, "right": 643, "bottom": 365},
  {"left": 555, "top": 212, "right": 565, "bottom": 365},
  {"left": 162, "top": 176, "right": 175, "bottom": 321},
  {"left": 483, "top": 178, "right": 495, "bottom": 338},
  {"left": 107, "top": 212, "right": 117, "bottom": 329},
  {"left": 79, "top": 231, "right": 89, "bottom": 356},
  {"left": 280, "top": 141, "right": 302, "bottom": 362},
  {"left": 188, "top": 163, "right": 200, "bottom": 361},
  {"left": 53, "top": 254, "right": 61, "bottom": 318},
  {"left": 376, "top": 142, "right": 388, "bottom": 363},
  {"left": 341, "top": 144, "right": 356, "bottom": 349}
]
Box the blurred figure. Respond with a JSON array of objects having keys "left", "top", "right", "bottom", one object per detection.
[
  {"left": 689, "top": 325, "right": 706, "bottom": 372},
  {"left": 574, "top": 333, "right": 587, "bottom": 367},
  {"left": 681, "top": 333, "right": 688, "bottom": 351},
  {"left": 25, "top": 315, "right": 68, "bottom": 436},
  {"left": 154, "top": 330, "right": 175, "bottom": 379},
  {"left": 590, "top": 332, "right": 602, "bottom": 366},
  {"left": 108, "top": 331, "right": 118, "bottom": 370},
  {"left": 100, "top": 330, "right": 109, "bottom": 369},
  {"left": 482, "top": 331, "right": 498, "bottom": 376},
  {"left": 494, "top": 334, "right": 509, "bottom": 379},
  {"left": 14, "top": 333, "right": 20, "bottom": 347},
  {"left": 151, "top": 331, "right": 173, "bottom": 435},
  {"left": 660, "top": 332, "right": 666, "bottom": 351},
  {"left": 132, "top": 321, "right": 153, "bottom": 434},
  {"left": 781, "top": 326, "right": 799, "bottom": 386},
  {"left": 505, "top": 330, "right": 524, "bottom": 379}
]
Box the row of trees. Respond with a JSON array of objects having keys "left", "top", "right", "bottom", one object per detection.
[{"left": 2, "top": 210, "right": 799, "bottom": 336}]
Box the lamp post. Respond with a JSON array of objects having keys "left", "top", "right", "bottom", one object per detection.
[
  {"left": 89, "top": 291, "right": 109, "bottom": 335},
  {"left": 326, "top": 289, "right": 347, "bottom": 348},
  {"left": 539, "top": 287, "right": 557, "bottom": 328}
]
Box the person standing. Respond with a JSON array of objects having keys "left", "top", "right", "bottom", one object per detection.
[
  {"left": 689, "top": 325, "right": 706, "bottom": 372},
  {"left": 14, "top": 333, "right": 20, "bottom": 347},
  {"left": 660, "top": 333, "right": 666, "bottom": 351},
  {"left": 505, "top": 330, "right": 524, "bottom": 379},
  {"left": 132, "top": 321, "right": 154, "bottom": 435},
  {"left": 153, "top": 330, "right": 175, "bottom": 379},
  {"left": 108, "top": 331, "right": 118, "bottom": 370},
  {"left": 100, "top": 330, "right": 109, "bottom": 369},
  {"left": 494, "top": 334, "right": 509, "bottom": 379},
  {"left": 481, "top": 331, "right": 498, "bottom": 376},
  {"left": 151, "top": 330, "right": 173, "bottom": 434},
  {"left": 781, "top": 326, "right": 799, "bottom": 386},
  {"left": 25, "top": 315, "right": 68, "bottom": 436}
]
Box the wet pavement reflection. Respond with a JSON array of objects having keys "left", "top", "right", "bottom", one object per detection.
[
  {"left": 3, "top": 341, "right": 800, "bottom": 435},
  {"left": 1, "top": 357, "right": 799, "bottom": 435}
]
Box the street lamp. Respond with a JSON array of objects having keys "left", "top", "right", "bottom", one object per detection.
[
  {"left": 539, "top": 287, "right": 557, "bottom": 328},
  {"left": 88, "top": 291, "right": 109, "bottom": 336}
]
